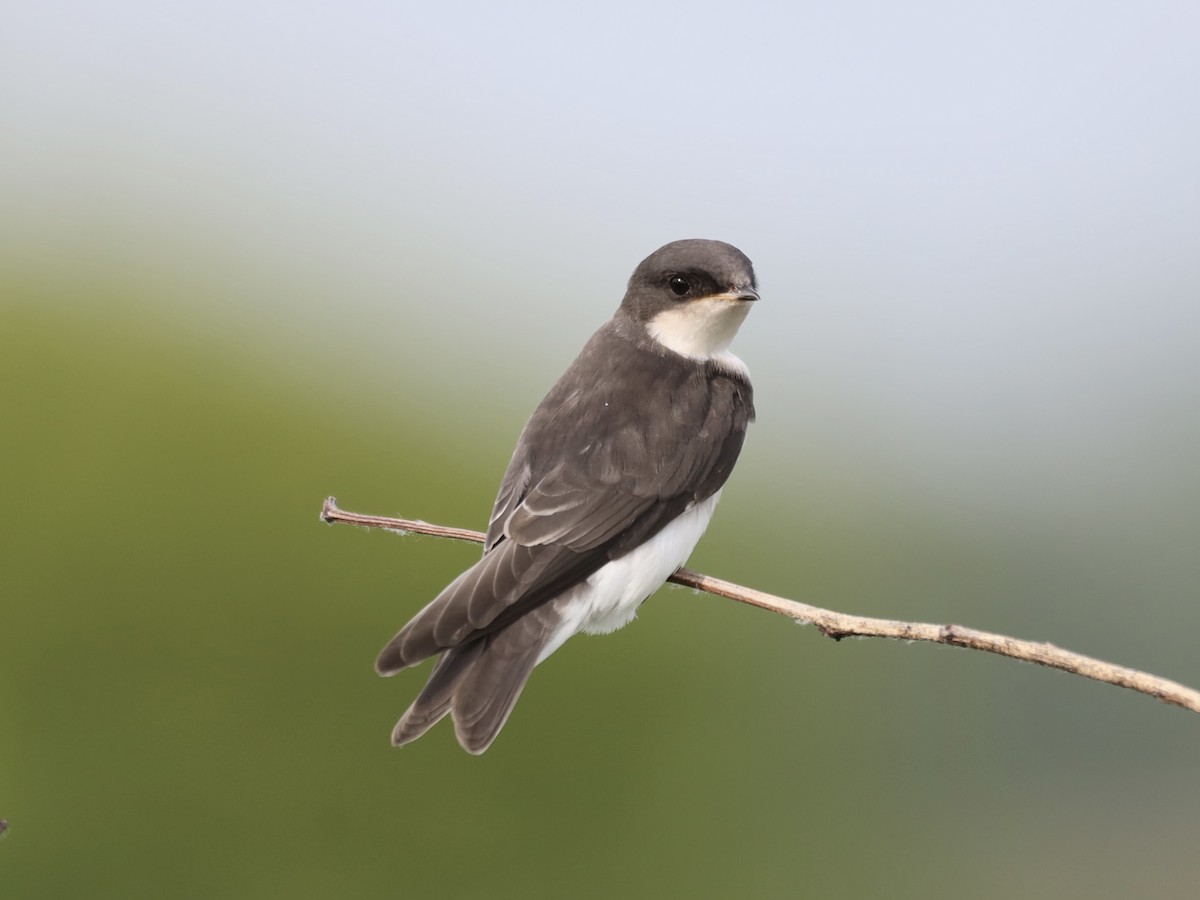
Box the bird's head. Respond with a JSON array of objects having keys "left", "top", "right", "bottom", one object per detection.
[{"left": 621, "top": 239, "right": 758, "bottom": 360}]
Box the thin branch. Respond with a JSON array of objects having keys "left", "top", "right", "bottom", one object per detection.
[{"left": 321, "top": 496, "right": 1200, "bottom": 716}]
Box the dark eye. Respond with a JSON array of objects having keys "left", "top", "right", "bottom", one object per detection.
[{"left": 668, "top": 275, "right": 691, "bottom": 296}]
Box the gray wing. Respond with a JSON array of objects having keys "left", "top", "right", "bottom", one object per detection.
[{"left": 376, "top": 322, "right": 753, "bottom": 674}]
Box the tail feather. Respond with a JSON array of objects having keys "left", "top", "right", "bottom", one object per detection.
[
  {"left": 388, "top": 603, "right": 564, "bottom": 754},
  {"left": 390, "top": 642, "right": 484, "bottom": 747}
]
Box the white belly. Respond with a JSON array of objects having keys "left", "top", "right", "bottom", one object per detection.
[{"left": 535, "top": 491, "right": 722, "bottom": 664}]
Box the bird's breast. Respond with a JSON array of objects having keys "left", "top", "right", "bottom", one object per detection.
[{"left": 535, "top": 491, "right": 722, "bottom": 664}]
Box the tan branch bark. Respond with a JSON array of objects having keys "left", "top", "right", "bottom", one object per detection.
[{"left": 321, "top": 496, "right": 1200, "bottom": 716}]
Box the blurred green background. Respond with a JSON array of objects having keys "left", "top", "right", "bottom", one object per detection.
[{"left": 3, "top": 2, "right": 1199, "bottom": 898}]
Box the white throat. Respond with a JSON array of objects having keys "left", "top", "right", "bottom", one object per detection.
[{"left": 645, "top": 297, "right": 752, "bottom": 372}]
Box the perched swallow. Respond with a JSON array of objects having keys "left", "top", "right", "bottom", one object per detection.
[{"left": 377, "top": 239, "right": 758, "bottom": 753}]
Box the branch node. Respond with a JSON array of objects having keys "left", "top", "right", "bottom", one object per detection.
[{"left": 816, "top": 623, "right": 849, "bottom": 641}]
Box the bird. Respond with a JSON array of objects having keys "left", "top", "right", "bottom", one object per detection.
[{"left": 376, "top": 239, "right": 758, "bottom": 753}]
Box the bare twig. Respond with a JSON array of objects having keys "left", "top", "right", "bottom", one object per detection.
[{"left": 321, "top": 496, "right": 1200, "bottom": 716}]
